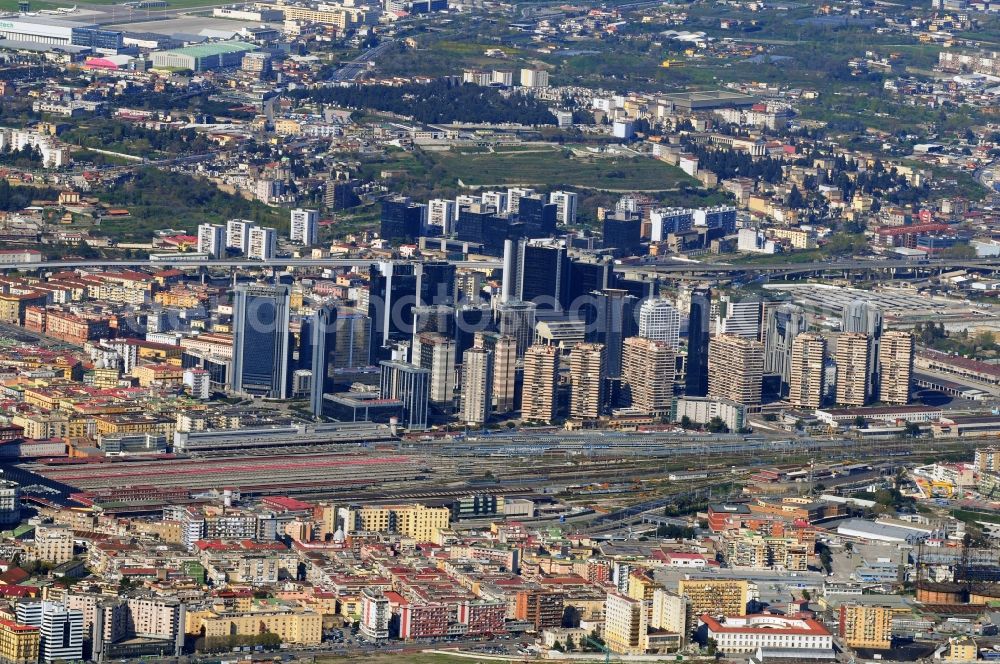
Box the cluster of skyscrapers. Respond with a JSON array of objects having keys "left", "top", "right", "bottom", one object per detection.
[{"left": 222, "top": 240, "right": 914, "bottom": 430}]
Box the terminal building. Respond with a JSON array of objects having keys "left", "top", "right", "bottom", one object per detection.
[{"left": 0, "top": 17, "right": 123, "bottom": 51}]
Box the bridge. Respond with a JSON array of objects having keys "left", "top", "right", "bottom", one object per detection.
[{"left": 1, "top": 256, "right": 997, "bottom": 276}]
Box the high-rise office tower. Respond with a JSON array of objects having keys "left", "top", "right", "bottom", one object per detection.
[
  {"left": 460, "top": 347, "right": 493, "bottom": 426},
  {"left": 417, "top": 261, "right": 457, "bottom": 307},
  {"left": 617, "top": 275, "right": 659, "bottom": 302},
  {"left": 521, "top": 344, "right": 559, "bottom": 423},
  {"left": 602, "top": 211, "right": 642, "bottom": 255},
  {"left": 716, "top": 294, "right": 762, "bottom": 338},
  {"left": 549, "top": 190, "right": 579, "bottom": 225},
  {"left": 842, "top": 300, "right": 883, "bottom": 401},
  {"left": 638, "top": 298, "right": 680, "bottom": 350},
  {"left": 456, "top": 303, "right": 492, "bottom": 359},
  {"left": 196, "top": 223, "right": 225, "bottom": 258},
  {"left": 878, "top": 330, "right": 913, "bottom": 405},
  {"left": 379, "top": 360, "right": 430, "bottom": 430},
  {"left": 231, "top": 283, "right": 291, "bottom": 399},
  {"left": 588, "top": 289, "right": 638, "bottom": 378},
  {"left": 517, "top": 239, "right": 570, "bottom": 311},
  {"left": 302, "top": 304, "right": 336, "bottom": 417},
  {"left": 763, "top": 303, "right": 807, "bottom": 395},
  {"left": 380, "top": 196, "right": 426, "bottom": 243},
  {"left": 476, "top": 332, "right": 517, "bottom": 414},
  {"left": 569, "top": 342, "right": 605, "bottom": 420},
  {"left": 456, "top": 203, "right": 502, "bottom": 251},
  {"left": 456, "top": 271, "right": 485, "bottom": 303},
  {"left": 622, "top": 337, "right": 675, "bottom": 414},
  {"left": 685, "top": 287, "right": 711, "bottom": 397},
  {"left": 412, "top": 304, "right": 456, "bottom": 338},
  {"left": 495, "top": 300, "right": 537, "bottom": 358},
  {"left": 708, "top": 334, "right": 764, "bottom": 406},
  {"left": 517, "top": 194, "right": 558, "bottom": 235},
  {"left": 417, "top": 332, "right": 456, "bottom": 410},
  {"left": 835, "top": 332, "right": 870, "bottom": 407},
  {"left": 568, "top": 256, "right": 614, "bottom": 305},
  {"left": 788, "top": 332, "right": 826, "bottom": 409},
  {"left": 246, "top": 226, "right": 276, "bottom": 261},
  {"left": 368, "top": 262, "right": 418, "bottom": 364},
  {"left": 334, "top": 309, "right": 371, "bottom": 370},
  {"left": 290, "top": 208, "right": 319, "bottom": 245}
]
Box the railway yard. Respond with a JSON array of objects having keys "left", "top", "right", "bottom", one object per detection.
[{"left": 9, "top": 429, "right": 991, "bottom": 532}]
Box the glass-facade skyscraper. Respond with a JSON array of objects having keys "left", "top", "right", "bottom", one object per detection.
[{"left": 231, "top": 283, "right": 291, "bottom": 399}]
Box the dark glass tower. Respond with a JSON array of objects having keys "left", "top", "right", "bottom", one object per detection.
[
  {"left": 685, "top": 286, "right": 711, "bottom": 397},
  {"left": 232, "top": 283, "right": 291, "bottom": 399},
  {"left": 368, "top": 262, "right": 418, "bottom": 364},
  {"left": 301, "top": 304, "right": 337, "bottom": 417},
  {"left": 380, "top": 197, "right": 424, "bottom": 243}
]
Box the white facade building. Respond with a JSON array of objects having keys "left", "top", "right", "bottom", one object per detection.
[
  {"left": 427, "top": 199, "right": 457, "bottom": 235},
  {"left": 701, "top": 614, "right": 832, "bottom": 654},
  {"left": 196, "top": 223, "right": 226, "bottom": 258},
  {"left": 290, "top": 208, "right": 319, "bottom": 245},
  {"left": 549, "top": 191, "right": 578, "bottom": 225},
  {"left": 226, "top": 219, "right": 256, "bottom": 252},
  {"left": 638, "top": 298, "right": 681, "bottom": 350},
  {"left": 246, "top": 226, "right": 276, "bottom": 260}
]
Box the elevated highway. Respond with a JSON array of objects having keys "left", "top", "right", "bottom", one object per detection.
[{"left": 1, "top": 255, "right": 996, "bottom": 277}]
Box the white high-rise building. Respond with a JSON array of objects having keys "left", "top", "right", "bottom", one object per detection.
[
  {"left": 17, "top": 601, "right": 83, "bottom": 664},
  {"left": 716, "top": 295, "right": 761, "bottom": 338},
  {"left": 196, "top": 223, "right": 225, "bottom": 258},
  {"left": 549, "top": 191, "right": 578, "bottom": 225},
  {"left": 427, "top": 199, "right": 457, "bottom": 235},
  {"left": 247, "top": 226, "right": 276, "bottom": 261},
  {"left": 290, "top": 208, "right": 319, "bottom": 245},
  {"left": 520, "top": 68, "right": 549, "bottom": 87},
  {"left": 481, "top": 191, "right": 508, "bottom": 214},
  {"left": 507, "top": 188, "right": 535, "bottom": 215},
  {"left": 226, "top": 219, "right": 256, "bottom": 253},
  {"left": 638, "top": 298, "right": 680, "bottom": 350}
]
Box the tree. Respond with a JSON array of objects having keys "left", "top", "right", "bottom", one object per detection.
[
  {"left": 552, "top": 639, "right": 564, "bottom": 652},
  {"left": 787, "top": 184, "right": 806, "bottom": 209},
  {"left": 565, "top": 635, "right": 576, "bottom": 651},
  {"left": 903, "top": 421, "right": 921, "bottom": 438},
  {"left": 706, "top": 638, "right": 718, "bottom": 655},
  {"left": 854, "top": 416, "right": 867, "bottom": 429},
  {"left": 707, "top": 416, "right": 729, "bottom": 434},
  {"left": 680, "top": 415, "right": 693, "bottom": 429},
  {"left": 562, "top": 605, "right": 581, "bottom": 628}
]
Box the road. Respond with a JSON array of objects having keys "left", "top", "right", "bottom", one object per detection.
[
  {"left": 0, "top": 257, "right": 504, "bottom": 271},
  {"left": 2, "top": 256, "right": 1000, "bottom": 276},
  {"left": 327, "top": 39, "right": 397, "bottom": 83}
]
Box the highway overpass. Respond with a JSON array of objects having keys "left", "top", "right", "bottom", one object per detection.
[{"left": 1, "top": 256, "right": 997, "bottom": 276}]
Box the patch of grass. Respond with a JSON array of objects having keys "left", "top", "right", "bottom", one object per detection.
[
  {"left": 427, "top": 147, "right": 697, "bottom": 191},
  {"left": 952, "top": 509, "right": 1000, "bottom": 526}
]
